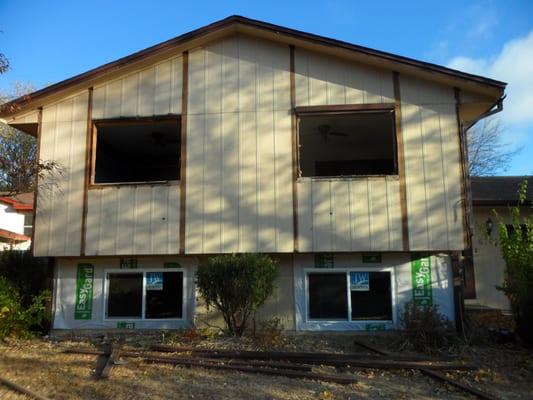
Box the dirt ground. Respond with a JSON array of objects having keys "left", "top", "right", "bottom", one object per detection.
[{"left": 0, "top": 332, "right": 531, "bottom": 400}]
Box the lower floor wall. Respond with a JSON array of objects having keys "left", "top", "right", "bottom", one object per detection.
[{"left": 52, "top": 252, "right": 455, "bottom": 331}]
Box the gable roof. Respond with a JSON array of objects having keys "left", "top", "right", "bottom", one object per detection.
[
  {"left": 0, "top": 192, "right": 34, "bottom": 211},
  {"left": 471, "top": 176, "right": 533, "bottom": 206},
  {"left": 0, "top": 15, "right": 506, "bottom": 119}
]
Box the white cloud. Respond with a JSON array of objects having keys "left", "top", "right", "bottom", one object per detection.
[{"left": 447, "top": 31, "right": 533, "bottom": 124}]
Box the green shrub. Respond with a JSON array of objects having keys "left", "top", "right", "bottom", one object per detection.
[
  {"left": 0, "top": 250, "right": 50, "bottom": 307},
  {"left": 196, "top": 253, "right": 279, "bottom": 336},
  {"left": 494, "top": 180, "right": 533, "bottom": 344},
  {"left": 398, "top": 302, "right": 454, "bottom": 353},
  {"left": 0, "top": 277, "right": 50, "bottom": 339}
]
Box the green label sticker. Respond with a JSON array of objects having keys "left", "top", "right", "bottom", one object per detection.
[
  {"left": 365, "top": 323, "right": 386, "bottom": 331},
  {"left": 362, "top": 253, "right": 382, "bottom": 263},
  {"left": 411, "top": 254, "right": 433, "bottom": 307},
  {"left": 314, "top": 253, "right": 334, "bottom": 268},
  {"left": 116, "top": 322, "right": 135, "bottom": 329},
  {"left": 120, "top": 258, "right": 138, "bottom": 269},
  {"left": 74, "top": 264, "right": 94, "bottom": 320}
]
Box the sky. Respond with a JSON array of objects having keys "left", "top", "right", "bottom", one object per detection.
[{"left": 0, "top": 0, "right": 532, "bottom": 175}]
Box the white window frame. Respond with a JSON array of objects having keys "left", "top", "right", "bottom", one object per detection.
[
  {"left": 102, "top": 267, "right": 186, "bottom": 322},
  {"left": 304, "top": 267, "right": 396, "bottom": 325}
]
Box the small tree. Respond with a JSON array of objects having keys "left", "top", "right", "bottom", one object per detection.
[
  {"left": 196, "top": 253, "right": 279, "bottom": 336},
  {"left": 494, "top": 180, "right": 533, "bottom": 343}
]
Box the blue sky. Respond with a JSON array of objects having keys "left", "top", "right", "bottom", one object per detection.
[{"left": 1, "top": 1, "right": 532, "bottom": 175}]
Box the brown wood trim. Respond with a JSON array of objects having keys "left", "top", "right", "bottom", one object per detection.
[
  {"left": 88, "top": 181, "right": 179, "bottom": 190},
  {"left": 290, "top": 45, "right": 299, "bottom": 252},
  {"left": 80, "top": 87, "right": 93, "bottom": 256},
  {"left": 55, "top": 249, "right": 461, "bottom": 259},
  {"left": 393, "top": 72, "right": 410, "bottom": 252},
  {"left": 92, "top": 115, "right": 180, "bottom": 125},
  {"left": 294, "top": 103, "right": 395, "bottom": 115},
  {"left": 179, "top": 51, "right": 189, "bottom": 254},
  {"left": 30, "top": 107, "right": 43, "bottom": 256},
  {"left": 89, "top": 122, "right": 97, "bottom": 186},
  {"left": 455, "top": 87, "right": 471, "bottom": 250}
]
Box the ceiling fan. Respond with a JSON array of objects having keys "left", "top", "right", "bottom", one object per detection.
[
  {"left": 318, "top": 125, "right": 349, "bottom": 143},
  {"left": 151, "top": 131, "right": 180, "bottom": 148}
]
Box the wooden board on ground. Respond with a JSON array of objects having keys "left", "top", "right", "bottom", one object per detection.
[{"left": 352, "top": 338, "right": 498, "bottom": 400}]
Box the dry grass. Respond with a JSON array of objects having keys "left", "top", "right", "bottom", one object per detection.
[{"left": 0, "top": 333, "right": 531, "bottom": 399}]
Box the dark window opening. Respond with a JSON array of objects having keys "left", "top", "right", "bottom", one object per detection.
[
  {"left": 107, "top": 273, "right": 143, "bottom": 318},
  {"left": 298, "top": 111, "right": 397, "bottom": 177},
  {"left": 94, "top": 118, "right": 180, "bottom": 184},
  {"left": 350, "top": 272, "right": 392, "bottom": 320},
  {"left": 308, "top": 273, "right": 348, "bottom": 319},
  {"left": 146, "top": 271, "right": 183, "bottom": 319}
]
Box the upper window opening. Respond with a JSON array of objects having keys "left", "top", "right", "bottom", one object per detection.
[
  {"left": 298, "top": 111, "right": 397, "bottom": 177},
  {"left": 93, "top": 118, "right": 180, "bottom": 184}
]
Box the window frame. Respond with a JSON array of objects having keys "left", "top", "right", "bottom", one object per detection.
[
  {"left": 102, "top": 267, "right": 186, "bottom": 322},
  {"left": 89, "top": 115, "right": 181, "bottom": 188},
  {"left": 304, "top": 266, "right": 396, "bottom": 325},
  {"left": 23, "top": 213, "right": 33, "bottom": 237},
  {"left": 295, "top": 104, "right": 399, "bottom": 180}
]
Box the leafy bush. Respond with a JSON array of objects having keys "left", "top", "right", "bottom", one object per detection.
[
  {"left": 0, "top": 250, "right": 50, "bottom": 307},
  {"left": 0, "top": 277, "right": 50, "bottom": 339},
  {"left": 494, "top": 180, "right": 533, "bottom": 344},
  {"left": 398, "top": 302, "right": 454, "bottom": 353},
  {"left": 196, "top": 253, "right": 279, "bottom": 336}
]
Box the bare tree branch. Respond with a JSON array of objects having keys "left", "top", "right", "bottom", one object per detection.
[
  {"left": 467, "top": 117, "right": 519, "bottom": 176},
  {"left": 0, "top": 81, "right": 64, "bottom": 195}
]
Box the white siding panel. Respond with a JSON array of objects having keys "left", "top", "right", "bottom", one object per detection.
[
  {"left": 296, "top": 178, "right": 402, "bottom": 252},
  {"left": 400, "top": 75, "right": 464, "bottom": 250},
  {"left": 85, "top": 185, "right": 180, "bottom": 255},
  {"left": 185, "top": 35, "right": 293, "bottom": 253},
  {"left": 92, "top": 55, "right": 183, "bottom": 119},
  {"left": 34, "top": 92, "right": 87, "bottom": 257},
  {"left": 116, "top": 186, "right": 135, "bottom": 254},
  {"left": 350, "top": 179, "right": 371, "bottom": 251},
  {"left": 154, "top": 60, "right": 172, "bottom": 115},
  {"left": 294, "top": 49, "right": 394, "bottom": 106},
  {"left": 185, "top": 114, "right": 205, "bottom": 254}
]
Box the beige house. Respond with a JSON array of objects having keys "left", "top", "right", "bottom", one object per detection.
[
  {"left": 465, "top": 176, "right": 532, "bottom": 312},
  {"left": 0, "top": 16, "right": 506, "bottom": 331}
]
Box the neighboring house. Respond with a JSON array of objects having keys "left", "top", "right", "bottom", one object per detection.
[
  {"left": 465, "top": 176, "right": 532, "bottom": 312},
  {"left": 0, "top": 16, "right": 506, "bottom": 331},
  {"left": 0, "top": 192, "right": 34, "bottom": 251}
]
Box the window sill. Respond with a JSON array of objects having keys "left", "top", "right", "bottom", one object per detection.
[
  {"left": 89, "top": 180, "right": 180, "bottom": 189},
  {"left": 297, "top": 175, "right": 399, "bottom": 182}
]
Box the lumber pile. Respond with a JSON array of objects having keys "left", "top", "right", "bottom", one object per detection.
[
  {"left": 352, "top": 339, "right": 499, "bottom": 400},
  {"left": 63, "top": 342, "right": 479, "bottom": 386}
]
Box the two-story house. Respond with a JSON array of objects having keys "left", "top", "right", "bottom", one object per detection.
[{"left": 0, "top": 16, "right": 506, "bottom": 331}]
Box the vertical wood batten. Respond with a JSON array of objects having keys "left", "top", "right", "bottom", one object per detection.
[
  {"left": 80, "top": 87, "right": 93, "bottom": 256},
  {"left": 179, "top": 52, "right": 189, "bottom": 254},
  {"left": 393, "top": 72, "right": 410, "bottom": 251},
  {"left": 30, "top": 108, "right": 43, "bottom": 257},
  {"left": 290, "top": 45, "right": 299, "bottom": 252},
  {"left": 455, "top": 87, "right": 470, "bottom": 250}
]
